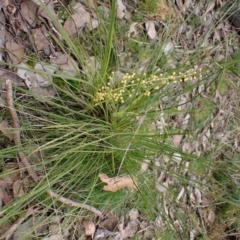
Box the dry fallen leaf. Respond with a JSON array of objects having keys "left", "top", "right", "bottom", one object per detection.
[
  {"left": 129, "top": 208, "right": 139, "bottom": 221},
  {"left": 173, "top": 135, "right": 183, "bottom": 147},
  {"left": 37, "top": 0, "right": 58, "bottom": 25},
  {"left": 0, "top": 187, "right": 13, "bottom": 205},
  {"left": 30, "top": 27, "right": 50, "bottom": 51},
  {"left": 87, "top": 18, "right": 99, "bottom": 30},
  {"left": 207, "top": 210, "right": 216, "bottom": 223},
  {"left": 17, "top": 63, "right": 56, "bottom": 101},
  {"left": 63, "top": 3, "right": 90, "bottom": 35},
  {"left": 127, "top": 22, "right": 138, "bottom": 38},
  {"left": 117, "top": 0, "right": 126, "bottom": 19},
  {"left": 116, "top": 210, "right": 140, "bottom": 239},
  {"left": 0, "top": 69, "right": 25, "bottom": 87},
  {"left": 99, "top": 173, "right": 135, "bottom": 192},
  {"left": 99, "top": 213, "right": 119, "bottom": 231},
  {"left": 145, "top": 21, "right": 157, "bottom": 39},
  {"left": 0, "top": 175, "right": 14, "bottom": 189},
  {"left": 82, "top": 219, "right": 96, "bottom": 236},
  {"left": 190, "top": 188, "right": 202, "bottom": 203},
  {"left": 20, "top": 0, "right": 38, "bottom": 29},
  {"left": 5, "top": 40, "right": 24, "bottom": 64},
  {"left": 35, "top": 62, "right": 55, "bottom": 87},
  {"left": 50, "top": 52, "right": 79, "bottom": 77}
]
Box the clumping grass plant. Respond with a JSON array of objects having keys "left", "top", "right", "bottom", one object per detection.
[{"left": 1, "top": 1, "right": 239, "bottom": 239}]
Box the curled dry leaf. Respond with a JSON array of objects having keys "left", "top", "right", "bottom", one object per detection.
[
  {"left": 127, "top": 22, "right": 138, "bottom": 38},
  {"left": 145, "top": 21, "right": 157, "bottom": 39},
  {"left": 99, "top": 173, "right": 135, "bottom": 192},
  {"left": 82, "top": 219, "right": 96, "bottom": 236},
  {"left": 207, "top": 210, "right": 216, "bottom": 223},
  {"left": 117, "top": 0, "right": 126, "bottom": 19}
]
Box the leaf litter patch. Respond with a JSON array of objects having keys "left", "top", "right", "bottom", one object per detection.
[{"left": 0, "top": 0, "right": 240, "bottom": 239}]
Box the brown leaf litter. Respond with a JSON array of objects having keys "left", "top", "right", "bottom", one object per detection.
[{"left": 99, "top": 173, "right": 135, "bottom": 192}]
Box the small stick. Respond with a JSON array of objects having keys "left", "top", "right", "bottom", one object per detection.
[
  {"left": 47, "top": 190, "right": 103, "bottom": 218},
  {"left": 5, "top": 79, "right": 21, "bottom": 146}
]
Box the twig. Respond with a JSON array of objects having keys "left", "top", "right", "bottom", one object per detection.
[
  {"left": 5, "top": 79, "right": 21, "bottom": 146},
  {"left": 5, "top": 79, "right": 40, "bottom": 183},
  {"left": 5, "top": 79, "right": 103, "bottom": 218},
  {"left": 47, "top": 190, "right": 103, "bottom": 218},
  {"left": 3, "top": 208, "right": 39, "bottom": 240}
]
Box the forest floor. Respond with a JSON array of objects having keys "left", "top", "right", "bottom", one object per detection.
[{"left": 0, "top": 0, "right": 240, "bottom": 239}]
